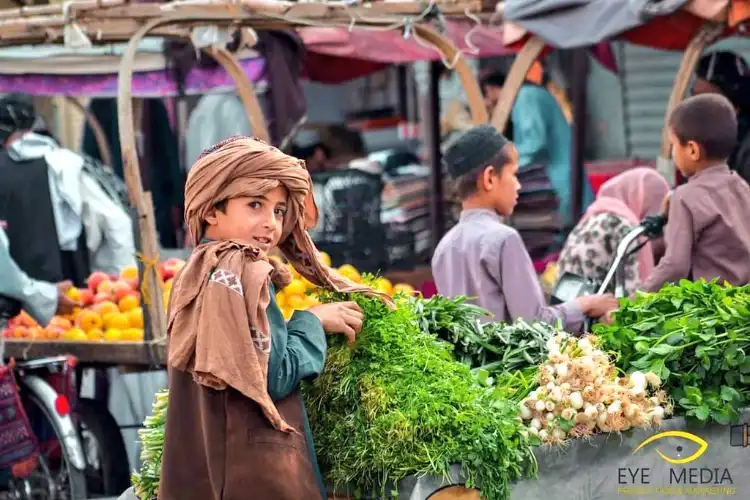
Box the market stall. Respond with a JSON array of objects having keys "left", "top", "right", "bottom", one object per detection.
[
  {"left": 492, "top": 0, "right": 750, "bottom": 194},
  {"left": 0, "top": 0, "right": 501, "bottom": 363}
]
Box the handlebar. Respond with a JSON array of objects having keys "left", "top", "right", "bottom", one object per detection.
[{"left": 0, "top": 295, "right": 22, "bottom": 321}]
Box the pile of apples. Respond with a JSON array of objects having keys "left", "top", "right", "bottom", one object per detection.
[
  {"left": 275, "top": 252, "right": 416, "bottom": 320},
  {"left": 3, "top": 258, "right": 186, "bottom": 343}
]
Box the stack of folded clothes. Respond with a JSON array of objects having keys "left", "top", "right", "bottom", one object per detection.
[{"left": 506, "top": 164, "right": 562, "bottom": 260}]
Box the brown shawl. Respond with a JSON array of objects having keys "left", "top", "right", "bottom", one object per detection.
[{"left": 168, "top": 136, "right": 391, "bottom": 432}]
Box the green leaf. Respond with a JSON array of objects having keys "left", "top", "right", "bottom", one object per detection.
[
  {"left": 684, "top": 386, "right": 703, "bottom": 404},
  {"left": 651, "top": 344, "right": 679, "bottom": 356},
  {"left": 694, "top": 405, "right": 710, "bottom": 421},
  {"left": 720, "top": 386, "right": 741, "bottom": 403},
  {"left": 634, "top": 341, "right": 650, "bottom": 354}
]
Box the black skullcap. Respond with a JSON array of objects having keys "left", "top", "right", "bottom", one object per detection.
[
  {"left": 0, "top": 93, "right": 37, "bottom": 145},
  {"left": 444, "top": 124, "right": 509, "bottom": 179},
  {"left": 697, "top": 51, "right": 749, "bottom": 104}
]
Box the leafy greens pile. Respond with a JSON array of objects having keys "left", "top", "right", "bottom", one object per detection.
[
  {"left": 412, "top": 295, "right": 557, "bottom": 401},
  {"left": 305, "top": 293, "right": 537, "bottom": 500},
  {"left": 594, "top": 279, "right": 750, "bottom": 425}
]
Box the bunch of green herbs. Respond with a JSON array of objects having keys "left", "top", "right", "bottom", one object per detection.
[
  {"left": 594, "top": 279, "right": 750, "bottom": 425},
  {"left": 412, "top": 295, "right": 555, "bottom": 376},
  {"left": 305, "top": 291, "right": 537, "bottom": 500},
  {"left": 132, "top": 389, "right": 168, "bottom": 500}
]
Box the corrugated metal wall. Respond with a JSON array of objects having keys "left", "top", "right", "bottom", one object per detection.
[{"left": 619, "top": 37, "right": 750, "bottom": 159}]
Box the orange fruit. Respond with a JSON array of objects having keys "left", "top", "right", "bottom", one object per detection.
[
  {"left": 66, "top": 287, "right": 82, "bottom": 303},
  {"left": 275, "top": 292, "right": 286, "bottom": 308},
  {"left": 17, "top": 311, "right": 38, "bottom": 328},
  {"left": 49, "top": 316, "right": 73, "bottom": 330},
  {"left": 392, "top": 283, "right": 417, "bottom": 297},
  {"left": 93, "top": 300, "right": 119, "bottom": 316},
  {"left": 301, "top": 277, "right": 317, "bottom": 290},
  {"left": 118, "top": 295, "right": 140, "bottom": 313},
  {"left": 75, "top": 310, "right": 103, "bottom": 332},
  {"left": 86, "top": 328, "right": 104, "bottom": 342},
  {"left": 103, "top": 312, "right": 130, "bottom": 330},
  {"left": 104, "top": 328, "right": 123, "bottom": 342},
  {"left": 284, "top": 280, "right": 306, "bottom": 296},
  {"left": 63, "top": 327, "right": 88, "bottom": 341},
  {"left": 123, "top": 328, "right": 144, "bottom": 342},
  {"left": 286, "top": 294, "right": 305, "bottom": 310},
  {"left": 373, "top": 277, "right": 393, "bottom": 295},
  {"left": 119, "top": 265, "right": 139, "bottom": 281},
  {"left": 337, "top": 264, "right": 362, "bottom": 283},
  {"left": 282, "top": 307, "right": 294, "bottom": 321},
  {"left": 127, "top": 308, "right": 144, "bottom": 329}
]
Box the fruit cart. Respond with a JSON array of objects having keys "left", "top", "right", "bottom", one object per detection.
[{"left": 0, "top": 0, "right": 496, "bottom": 366}]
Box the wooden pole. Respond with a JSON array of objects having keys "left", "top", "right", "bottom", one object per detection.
[
  {"left": 569, "top": 48, "right": 589, "bottom": 225},
  {"left": 491, "top": 35, "right": 545, "bottom": 132},
  {"left": 427, "top": 60, "right": 444, "bottom": 252}
]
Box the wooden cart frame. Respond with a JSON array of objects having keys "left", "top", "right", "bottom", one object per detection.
[{"left": 1, "top": 0, "right": 491, "bottom": 365}]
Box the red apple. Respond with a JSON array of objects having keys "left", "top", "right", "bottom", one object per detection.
[
  {"left": 97, "top": 280, "right": 115, "bottom": 296},
  {"left": 93, "top": 292, "right": 112, "bottom": 304},
  {"left": 2, "top": 328, "right": 12, "bottom": 338},
  {"left": 78, "top": 289, "right": 94, "bottom": 306},
  {"left": 160, "top": 258, "right": 186, "bottom": 281},
  {"left": 123, "top": 277, "right": 139, "bottom": 291},
  {"left": 113, "top": 280, "right": 137, "bottom": 302},
  {"left": 87, "top": 271, "right": 110, "bottom": 294}
]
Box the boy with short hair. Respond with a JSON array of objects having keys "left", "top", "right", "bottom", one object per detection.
[
  {"left": 431, "top": 125, "right": 618, "bottom": 332},
  {"left": 643, "top": 94, "right": 750, "bottom": 291}
]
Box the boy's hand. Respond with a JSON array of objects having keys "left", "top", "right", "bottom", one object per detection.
[
  {"left": 307, "top": 301, "right": 363, "bottom": 344},
  {"left": 55, "top": 281, "right": 80, "bottom": 315},
  {"left": 577, "top": 294, "right": 619, "bottom": 319}
]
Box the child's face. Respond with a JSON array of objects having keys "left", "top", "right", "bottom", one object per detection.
[
  {"left": 204, "top": 185, "right": 289, "bottom": 252},
  {"left": 486, "top": 145, "right": 521, "bottom": 216},
  {"left": 668, "top": 127, "right": 700, "bottom": 177}
]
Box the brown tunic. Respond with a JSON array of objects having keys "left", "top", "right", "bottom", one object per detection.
[
  {"left": 643, "top": 164, "right": 750, "bottom": 291},
  {"left": 158, "top": 367, "right": 321, "bottom": 500}
]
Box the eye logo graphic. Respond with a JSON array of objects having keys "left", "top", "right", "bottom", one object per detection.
[{"left": 633, "top": 431, "right": 709, "bottom": 465}]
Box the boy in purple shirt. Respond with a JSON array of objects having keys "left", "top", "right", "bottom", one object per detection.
[
  {"left": 643, "top": 94, "right": 750, "bottom": 291},
  {"left": 431, "top": 125, "right": 617, "bottom": 332}
]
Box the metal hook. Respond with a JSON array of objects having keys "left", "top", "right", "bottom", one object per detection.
[{"left": 463, "top": 7, "right": 481, "bottom": 56}]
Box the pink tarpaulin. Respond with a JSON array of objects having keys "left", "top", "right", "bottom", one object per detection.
[
  {"left": 300, "top": 21, "right": 617, "bottom": 83},
  {"left": 0, "top": 57, "right": 266, "bottom": 97},
  {"left": 300, "top": 21, "right": 512, "bottom": 83}
]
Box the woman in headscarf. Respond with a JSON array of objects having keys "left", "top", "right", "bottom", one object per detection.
[
  {"left": 159, "top": 136, "right": 391, "bottom": 500},
  {"left": 694, "top": 50, "right": 750, "bottom": 183},
  {"left": 556, "top": 167, "right": 670, "bottom": 296}
]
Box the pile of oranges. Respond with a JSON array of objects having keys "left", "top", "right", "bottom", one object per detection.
[
  {"left": 3, "top": 265, "right": 149, "bottom": 343},
  {"left": 275, "top": 252, "right": 416, "bottom": 320}
]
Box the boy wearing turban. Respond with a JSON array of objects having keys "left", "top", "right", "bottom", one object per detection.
[{"left": 160, "top": 136, "right": 390, "bottom": 499}]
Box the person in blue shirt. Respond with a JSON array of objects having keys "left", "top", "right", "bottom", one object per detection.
[{"left": 481, "top": 70, "right": 594, "bottom": 236}]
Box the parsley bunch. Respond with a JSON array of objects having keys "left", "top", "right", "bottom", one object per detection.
[
  {"left": 594, "top": 279, "right": 750, "bottom": 425},
  {"left": 305, "top": 292, "right": 536, "bottom": 500}
]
